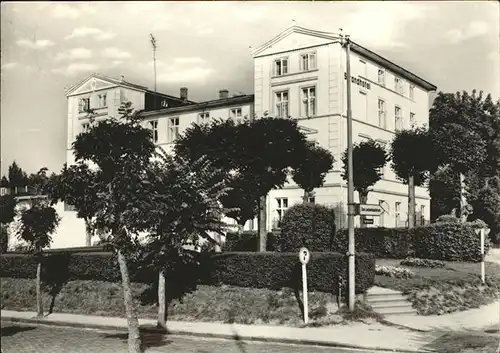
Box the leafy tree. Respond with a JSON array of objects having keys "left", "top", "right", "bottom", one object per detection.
[
  {"left": 17, "top": 199, "right": 60, "bottom": 317},
  {"left": 0, "top": 176, "right": 9, "bottom": 187},
  {"left": 57, "top": 102, "right": 156, "bottom": 353},
  {"left": 292, "top": 141, "right": 335, "bottom": 203},
  {"left": 390, "top": 127, "right": 432, "bottom": 228},
  {"left": 8, "top": 161, "right": 28, "bottom": 188},
  {"left": 341, "top": 139, "right": 388, "bottom": 227},
  {"left": 0, "top": 194, "right": 17, "bottom": 252},
  {"left": 429, "top": 165, "right": 461, "bottom": 219}
]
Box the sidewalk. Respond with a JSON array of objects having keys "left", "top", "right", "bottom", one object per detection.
[{"left": 1, "top": 310, "right": 440, "bottom": 353}]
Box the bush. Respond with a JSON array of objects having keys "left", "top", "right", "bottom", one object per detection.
[
  {"left": 223, "top": 231, "right": 277, "bottom": 252},
  {"left": 1, "top": 251, "right": 376, "bottom": 294},
  {"left": 400, "top": 258, "right": 445, "bottom": 268},
  {"left": 333, "top": 222, "right": 490, "bottom": 262},
  {"left": 375, "top": 265, "right": 414, "bottom": 279},
  {"left": 200, "top": 251, "right": 375, "bottom": 294},
  {"left": 436, "top": 215, "right": 460, "bottom": 223},
  {"left": 278, "top": 203, "right": 336, "bottom": 252}
]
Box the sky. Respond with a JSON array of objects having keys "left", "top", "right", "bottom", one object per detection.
[{"left": 1, "top": 1, "right": 499, "bottom": 177}]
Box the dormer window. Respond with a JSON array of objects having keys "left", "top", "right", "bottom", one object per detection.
[
  {"left": 274, "top": 58, "right": 288, "bottom": 76},
  {"left": 300, "top": 52, "right": 316, "bottom": 71}
]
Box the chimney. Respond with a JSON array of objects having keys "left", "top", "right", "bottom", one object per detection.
[
  {"left": 180, "top": 87, "right": 188, "bottom": 101},
  {"left": 219, "top": 89, "right": 229, "bottom": 99},
  {"left": 120, "top": 75, "right": 125, "bottom": 82}
]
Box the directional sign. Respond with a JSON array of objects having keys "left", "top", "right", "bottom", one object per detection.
[
  {"left": 358, "top": 204, "right": 384, "bottom": 217},
  {"left": 299, "top": 247, "right": 310, "bottom": 265},
  {"left": 362, "top": 218, "right": 374, "bottom": 225}
]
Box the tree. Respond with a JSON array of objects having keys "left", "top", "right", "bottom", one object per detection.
[
  {"left": 429, "top": 165, "right": 461, "bottom": 219},
  {"left": 390, "top": 127, "right": 432, "bottom": 228},
  {"left": 139, "top": 151, "right": 231, "bottom": 329},
  {"left": 1, "top": 176, "right": 9, "bottom": 187},
  {"left": 57, "top": 102, "right": 156, "bottom": 353},
  {"left": 341, "top": 139, "right": 388, "bottom": 227},
  {"left": 292, "top": 141, "right": 335, "bottom": 203},
  {"left": 0, "top": 194, "right": 17, "bottom": 252},
  {"left": 8, "top": 161, "right": 28, "bottom": 189},
  {"left": 17, "top": 199, "right": 60, "bottom": 317}
]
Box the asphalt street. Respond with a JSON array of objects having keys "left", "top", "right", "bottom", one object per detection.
[{"left": 0, "top": 322, "right": 385, "bottom": 353}]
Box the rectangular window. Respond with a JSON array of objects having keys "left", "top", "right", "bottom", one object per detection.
[
  {"left": 275, "top": 91, "right": 289, "bottom": 118},
  {"left": 276, "top": 197, "right": 289, "bottom": 227},
  {"left": 410, "top": 112, "right": 415, "bottom": 126},
  {"left": 378, "top": 69, "right": 385, "bottom": 86},
  {"left": 359, "top": 60, "right": 367, "bottom": 77},
  {"left": 300, "top": 52, "right": 317, "bottom": 71},
  {"left": 64, "top": 203, "right": 76, "bottom": 212},
  {"left": 97, "top": 94, "right": 107, "bottom": 108},
  {"left": 168, "top": 117, "right": 179, "bottom": 142},
  {"left": 378, "top": 99, "right": 386, "bottom": 129},
  {"left": 420, "top": 205, "right": 425, "bottom": 225},
  {"left": 274, "top": 58, "right": 288, "bottom": 76},
  {"left": 81, "top": 123, "right": 90, "bottom": 134},
  {"left": 409, "top": 85, "right": 415, "bottom": 100},
  {"left": 301, "top": 86, "right": 316, "bottom": 117},
  {"left": 395, "top": 106, "right": 402, "bottom": 131},
  {"left": 395, "top": 202, "right": 401, "bottom": 227},
  {"left": 395, "top": 77, "right": 404, "bottom": 95},
  {"left": 198, "top": 112, "right": 210, "bottom": 124},
  {"left": 359, "top": 91, "right": 368, "bottom": 121},
  {"left": 148, "top": 120, "right": 159, "bottom": 143},
  {"left": 308, "top": 197, "right": 315, "bottom": 204},
  {"left": 78, "top": 98, "right": 90, "bottom": 113}
]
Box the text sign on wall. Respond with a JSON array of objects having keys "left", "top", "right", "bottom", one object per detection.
[{"left": 344, "top": 72, "right": 371, "bottom": 90}]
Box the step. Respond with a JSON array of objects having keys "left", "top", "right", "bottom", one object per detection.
[
  {"left": 367, "top": 293, "right": 407, "bottom": 301},
  {"left": 370, "top": 301, "right": 414, "bottom": 310},
  {"left": 374, "top": 306, "right": 418, "bottom": 316},
  {"left": 367, "top": 295, "right": 409, "bottom": 303}
]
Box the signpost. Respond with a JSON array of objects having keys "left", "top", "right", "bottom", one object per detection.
[
  {"left": 357, "top": 204, "right": 385, "bottom": 217},
  {"left": 299, "top": 247, "right": 310, "bottom": 324},
  {"left": 475, "top": 228, "right": 489, "bottom": 284}
]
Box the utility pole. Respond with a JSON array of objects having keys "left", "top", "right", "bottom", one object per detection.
[{"left": 341, "top": 32, "right": 356, "bottom": 311}]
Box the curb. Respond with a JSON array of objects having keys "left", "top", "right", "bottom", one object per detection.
[{"left": 0, "top": 315, "right": 431, "bottom": 353}]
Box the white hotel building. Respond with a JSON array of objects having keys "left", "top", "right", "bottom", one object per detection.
[{"left": 35, "top": 25, "right": 437, "bottom": 248}]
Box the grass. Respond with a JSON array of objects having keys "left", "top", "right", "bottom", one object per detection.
[
  {"left": 375, "top": 259, "right": 500, "bottom": 315},
  {"left": 0, "top": 277, "right": 378, "bottom": 327},
  {"left": 425, "top": 332, "right": 500, "bottom": 353}
]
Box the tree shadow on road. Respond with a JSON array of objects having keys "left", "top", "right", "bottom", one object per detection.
[
  {"left": 0, "top": 325, "right": 37, "bottom": 337},
  {"left": 101, "top": 328, "right": 173, "bottom": 352}
]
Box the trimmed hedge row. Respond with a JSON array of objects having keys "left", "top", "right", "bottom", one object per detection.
[
  {"left": 0, "top": 251, "right": 376, "bottom": 294},
  {"left": 223, "top": 231, "right": 277, "bottom": 252},
  {"left": 334, "top": 222, "right": 490, "bottom": 262}
]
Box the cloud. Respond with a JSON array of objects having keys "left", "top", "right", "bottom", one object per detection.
[
  {"left": 140, "top": 57, "right": 214, "bottom": 84},
  {"left": 16, "top": 39, "right": 55, "bottom": 50},
  {"left": 174, "top": 57, "right": 206, "bottom": 65},
  {"left": 65, "top": 27, "right": 116, "bottom": 41},
  {"left": 110, "top": 60, "right": 123, "bottom": 67},
  {"left": 51, "top": 4, "right": 96, "bottom": 19},
  {"left": 1, "top": 62, "right": 18, "bottom": 70},
  {"left": 197, "top": 27, "right": 214, "bottom": 36},
  {"left": 52, "top": 63, "right": 100, "bottom": 77},
  {"left": 101, "top": 47, "right": 132, "bottom": 59},
  {"left": 55, "top": 48, "right": 92, "bottom": 61},
  {"left": 446, "top": 21, "right": 490, "bottom": 43}
]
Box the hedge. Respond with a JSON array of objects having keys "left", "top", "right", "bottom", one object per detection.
[
  {"left": 0, "top": 251, "right": 376, "bottom": 294},
  {"left": 223, "top": 231, "right": 277, "bottom": 252},
  {"left": 279, "top": 203, "right": 336, "bottom": 252},
  {"left": 334, "top": 222, "right": 490, "bottom": 262}
]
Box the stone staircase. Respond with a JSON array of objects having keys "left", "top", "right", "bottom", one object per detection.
[{"left": 366, "top": 286, "right": 418, "bottom": 316}]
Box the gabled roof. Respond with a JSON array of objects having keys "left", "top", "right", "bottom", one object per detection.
[
  {"left": 65, "top": 73, "right": 149, "bottom": 96},
  {"left": 251, "top": 25, "right": 437, "bottom": 92}
]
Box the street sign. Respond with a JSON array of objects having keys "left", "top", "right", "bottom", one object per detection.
[
  {"left": 357, "top": 204, "right": 384, "bottom": 217},
  {"left": 362, "top": 218, "right": 374, "bottom": 225},
  {"left": 299, "top": 247, "right": 310, "bottom": 265}
]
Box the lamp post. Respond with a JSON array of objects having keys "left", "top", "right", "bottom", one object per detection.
[{"left": 340, "top": 32, "right": 356, "bottom": 311}]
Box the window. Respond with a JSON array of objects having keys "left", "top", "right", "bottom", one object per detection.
[
  {"left": 148, "top": 120, "right": 158, "bottom": 143},
  {"left": 198, "top": 112, "right": 210, "bottom": 124},
  {"left": 359, "top": 91, "right": 368, "bottom": 121},
  {"left": 248, "top": 218, "right": 255, "bottom": 231},
  {"left": 78, "top": 98, "right": 90, "bottom": 113},
  {"left": 230, "top": 108, "right": 243, "bottom": 124},
  {"left": 395, "top": 202, "right": 401, "bottom": 227},
  {"left": 420, "top": 205, "right": 425, "bottom": 226},
  {"left": 410, "top": 112, "right": 415, "bottom": 126},
  {"left": 301, "top": 86, "right": 316, "bottom": 117},
  {"left": 378, "top": 99, "right": 386, "bottom": 128},
  {"left": 359, "top": 60, "right": 367, "bottom": 77},
  {"left": 168, "top": 117, "right": 179, "bottom": 142},
  {"left": 276, "top": 198, "right": 289, "bottom": 227},
  {"left": 378, "top": 69, "right": 385, "bottom": 86},
  {"left": 64, "top": 203, "right": 76, "bottom": 212},
  {"left": 409, "top": 85, "right": 415, "bottom": 100},
  {"left": 97, "top": 94, "right": 107, "bottom": 108},
  {"left": 274, "top": 58, "right": 288, "bottom": 76},
  {"left": 275, "top": 91, "right": 289, "bottom": 118},
  {"left": 300, "top": 52, "right": 317, "bottom": 71},
  {"left": 394, "top": 77, "right": 404, "bottom": 95},
  {"left": 308, "top": 196, "right": 315, "bottom": 204},
  {"left": 81, "top": 123, "right": 90, "bottom": 134},
  {"left": 395, "top": 106, "right": 403, "bottom": 131},
  {"left": 379, "top": 200, "right": 385, "bottom": 227}
]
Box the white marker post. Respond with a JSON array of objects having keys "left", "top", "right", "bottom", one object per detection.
[
  {"left": 480, "top": 228, "right": 485, "bottom": 284},
  {"left": 299, "top": 247, "right": 310, "bottom": 324}
]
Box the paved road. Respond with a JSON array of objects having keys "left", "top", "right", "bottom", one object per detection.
[{"left": 0, "top": 323, "right": 382, "bottom": 353}]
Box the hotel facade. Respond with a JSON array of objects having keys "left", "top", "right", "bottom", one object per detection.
[{"left": 10, "top": 26, "right": 437, "bottom": 249}]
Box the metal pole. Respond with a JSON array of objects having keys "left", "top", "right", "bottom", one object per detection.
[
  {"left": 302, "top": 263, "right": 309, "bottom": 324},
  {"left": 481, "top": 228, "right": 485, "bottom": 284},
  {"left": 345, "top": 36, "right": 356, "bottom": 311}
]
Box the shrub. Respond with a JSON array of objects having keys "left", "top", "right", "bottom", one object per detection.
[
  {"left": 200, "top": 251, "right": 375, "bottom": 294},
  {"left": 375, "top": 265, "right": 414, "bottom": 279},
  {"left": 400, "top": 258, "right": 446, "bottom": 268},
  {"left": 435, "top": 214, "right": 460, "bottom": 223},
  {"left": 223, "top": 231, "right": 277, "bottom": 252},
  {"left": 278, "top": 203, "right": 336, "bottom": 252}
]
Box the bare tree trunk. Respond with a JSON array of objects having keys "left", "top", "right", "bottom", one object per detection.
[
  {"left": 117, "top": 250, "right": 141, "bottom": 353},
  {"left": 459, "top": 172, "right": 467, "bottom": 223},
  {"left": 359, "top": 193, "right": 368, "bottom": 229},
  {"left": 84, "top": 219, "right": 92, "bottom": 247},
  {"left": 408, "top": 174, "right": 415, "bottom": 229},
  {"left": 36, "top": 260, "right": 43, "bottom": 318},
  {"left": 258, "top": 195, "right": 267, "bottom": 252},
  {"left": 302, "top": 190, "right": 309, "bottom": 203},
  {"left": 157, "top": 271, "right": 166, "bottom": 329}
]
